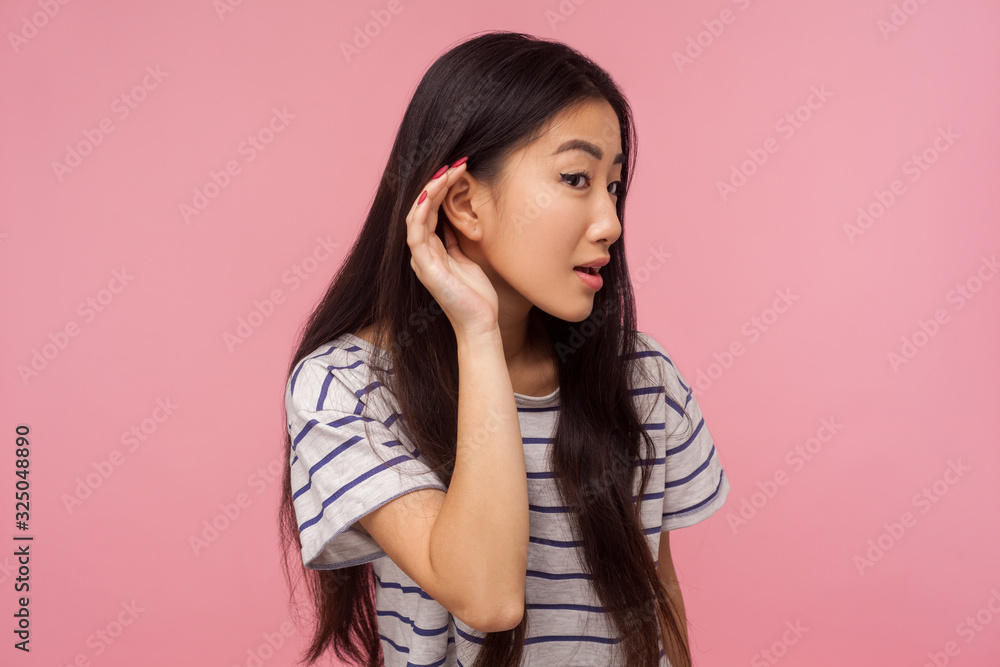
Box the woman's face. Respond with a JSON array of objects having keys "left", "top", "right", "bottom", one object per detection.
[{"left": 444, "top": 98, "right": 624, "bottom": 324}]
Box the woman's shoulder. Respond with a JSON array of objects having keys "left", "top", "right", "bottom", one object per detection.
[
  {"left": 632, "top": 330, "right": 674, "bottom": 382},
  {"left": 299, "top": 333, "right": 369, "bottom": 370},
  {"left": 287, "top": 332, "right": 387, "bottom": 415},
  {"left": 351, "top": 324, "right": 379, "bottom": 346},
  {"left": 632, "top": 330, "right": 696, "bottom": 418},
  {"left": 633, "top": 329, "right": 669, "bottom": 358}
]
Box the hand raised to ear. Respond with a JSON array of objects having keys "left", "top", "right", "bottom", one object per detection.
[{"left": 405, "top": 159, "right": 499, "bottom": 339}]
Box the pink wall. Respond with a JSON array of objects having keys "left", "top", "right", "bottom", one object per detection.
[{"left": 2, "top": 1, "right": 998, "bottom": 665}]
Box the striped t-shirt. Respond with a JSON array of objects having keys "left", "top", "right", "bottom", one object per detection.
[{"left": 285, "top": 330, "right": 730, "bottom": 667}]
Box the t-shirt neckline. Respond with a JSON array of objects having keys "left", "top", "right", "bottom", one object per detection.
[{"left": 338, "top": 332, "right": 561, "bottom": 404}]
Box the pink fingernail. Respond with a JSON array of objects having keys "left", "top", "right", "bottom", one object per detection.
[
  {"left": 417, "top": 190, "right": 427, "bottom": 204},
  {"left": 432, "top": 164, "right": 449, "bottom": 179},
  {"left": 450, "top": 156, "right": 468, "bottom": 169}
]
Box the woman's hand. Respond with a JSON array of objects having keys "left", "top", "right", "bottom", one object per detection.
[{"left": 405, "top": 159, "right": 499, "bottom": 338}]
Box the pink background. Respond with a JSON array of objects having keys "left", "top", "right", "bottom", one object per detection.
[{"left": 2, "top": 1, "right": 999, "bottom": 665}]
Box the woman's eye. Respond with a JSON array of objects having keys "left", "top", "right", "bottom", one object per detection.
[
  {"left": 561, "top": 172, "right": 590, "bottom": 188},
  {"left": 562, "top": 172, "right": 624, "bottom": 197}
]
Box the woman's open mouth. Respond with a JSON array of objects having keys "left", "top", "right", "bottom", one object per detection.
[{"left": 573, "top": 266, "right": 603, "bottom": 290}]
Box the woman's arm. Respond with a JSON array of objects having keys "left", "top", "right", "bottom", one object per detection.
[
  {"left": 657, "top": 530, "right": 691, "bottom": 665},
  {"left": 357, "top": 328, "right": 529, "bottom": 634},
  {"left": 368, "top": 161, "right": 528, "bottom": 633},
  {"left": 433, "top": 327, "right": 530, "bottom": 628}
]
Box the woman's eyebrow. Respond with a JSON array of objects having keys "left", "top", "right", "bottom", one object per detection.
[{"left": 552, "top": 139, "right": 624, "bottom": 165}]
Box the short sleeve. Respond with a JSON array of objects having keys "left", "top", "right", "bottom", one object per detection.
[
  {"left": 637, "top": 333, "right": 731, "bottom": 532},
  {"left": 286, "top": 350, "right": 448, "bottom": 570}
]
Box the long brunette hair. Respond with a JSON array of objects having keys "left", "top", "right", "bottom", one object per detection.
[{"left": 279, "top": 30, "right": 694, "bottom": 667}]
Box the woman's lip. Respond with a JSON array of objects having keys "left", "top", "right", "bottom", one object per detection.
[{"left": 574, "top": 267, "right": 603, "bottom": 290}]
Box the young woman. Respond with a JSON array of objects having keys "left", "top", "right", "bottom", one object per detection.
[{"left": 278, "top": 31, "right": 730, "bottom": 667}]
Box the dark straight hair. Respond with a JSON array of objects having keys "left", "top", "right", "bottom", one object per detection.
[{"left": 278, "top": 30, "right": 695, "bottom": 667}]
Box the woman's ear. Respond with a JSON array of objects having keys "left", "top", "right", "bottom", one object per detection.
[{"left": 439, "top": 172, "right": 485, "bottom": 242}]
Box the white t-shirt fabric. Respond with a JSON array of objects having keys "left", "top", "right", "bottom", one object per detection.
[{"left": 285, "top": 330, "right": 730, "bottom": 666}]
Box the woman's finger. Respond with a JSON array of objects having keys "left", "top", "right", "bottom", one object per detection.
[{"left": 406, "top": 161, "right": 467, "bottom": 264}]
